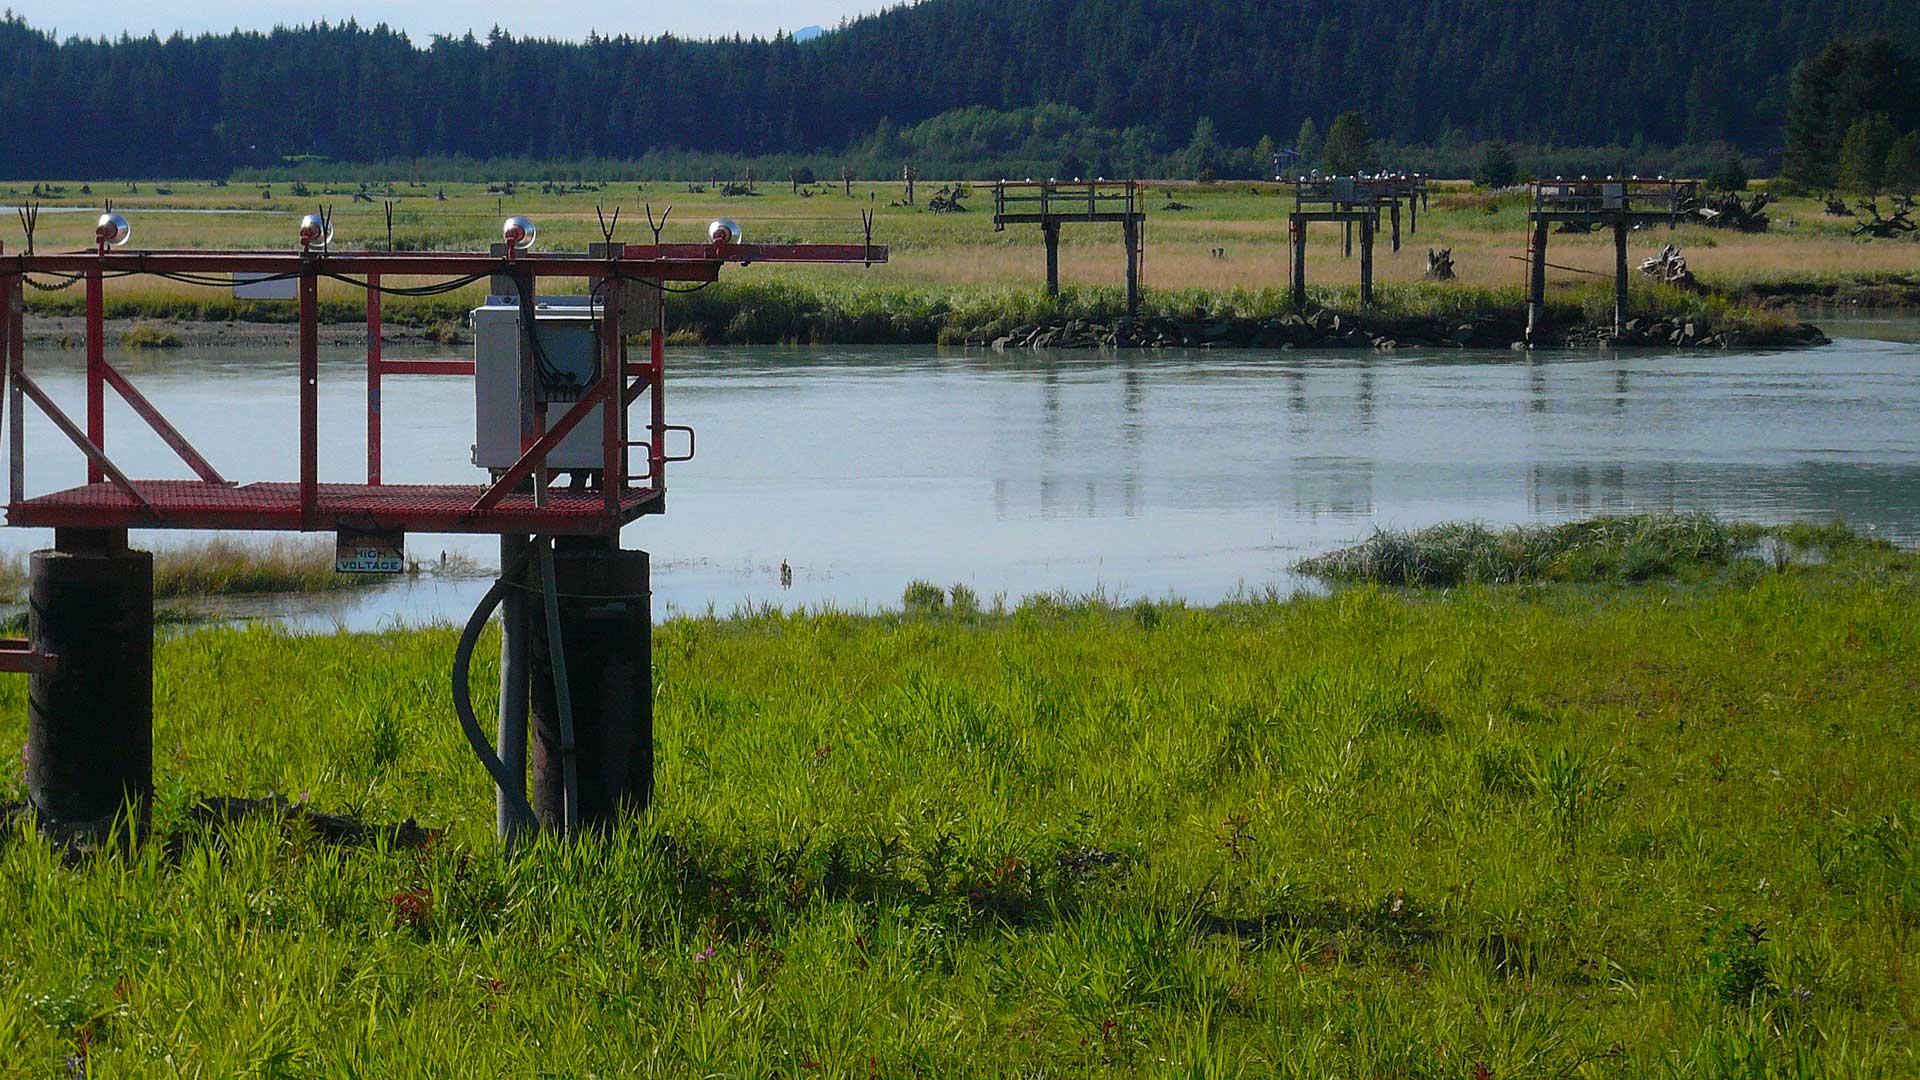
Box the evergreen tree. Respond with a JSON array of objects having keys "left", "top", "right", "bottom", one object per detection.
[
  {"left": 1321, "top": 111, "right": 1374, "bottom": 175},
  {"left": 1707, "top": 147, "right": 1748, "bottom": 192},
  {"left": 1838, "top": 114, "right": 1898, "bottom": 194},
  {"left": 1784, "top": 37, "right": 1919, "bottom": 189},
  {"left": 1183, "top": 117, "right": 1223, "bottom": 179},
  {"left": 1475, "top": 142, "right": 1519, "bottom": 188},
  {"left": 1885, "top": 130, "right": 1920, "bottom": 197},
  {"left": 1294, "top": 117, "right": 1322, "bottom": 172},
  {"left": 1253, "top": 134, "right": 1277, "bottom": 178}
]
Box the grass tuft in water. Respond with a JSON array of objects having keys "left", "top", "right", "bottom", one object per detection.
[{"left": 1294, "top": 513, "right": 1889, "bottom": 587}]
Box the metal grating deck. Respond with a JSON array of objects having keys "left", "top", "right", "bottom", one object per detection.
[{"left": 7, "top": 481, "right": 662, "bottom": 535}]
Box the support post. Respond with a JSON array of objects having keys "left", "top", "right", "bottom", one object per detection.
[
  {"left": 1389, "top": 202, "right": 1402, "bottom": 253},
  {"left": 531, "top": 544, "right": 653, "bottom": 831},
  {"left": 28, "top": 529, "right": 152, "bottom": 840},
  {"left": 650, "top": 315, "right": 667, "bottom": 490},
  {"left": 1343, "top": 217, "right": 1353, "bottom": 258},
  {"left": 1122, "top": 216, "right": 1141, "bottom": 316},
  {"left": 1043, "top": 221, "right": 1061, "bottom": 297},
  {"left": 1409, "top": 191, "right": 1418, "bottom": 234},
  {"left": 1290, "top": 216, "right": 1307, "bottom": 309},
  {"left": 602, "top": 270, "right": 624, "bottom": 519},
  {"left": 298, "top": 268, "right": 319, "bottom": 526},
  {"left": 1613, "top": 217, "right": 1629, "bottom": 337},
  {"left": 367, "top": 271, "right": 382, "bottom": 485},
  {"left": 7, "top": 272, "right": 23, "bottom": 506},
  {"left": 85, "top": 267, "right": 104, "bottom": 485},
  {"left": 1526, "top": 216, "right": 1550, "bottom": 344},
  {"left": 497, "top": 534, "right": 532, "bottom": 840},
  {"left": 1359, "top": 215, "right": 1375, "bottom": 307}
]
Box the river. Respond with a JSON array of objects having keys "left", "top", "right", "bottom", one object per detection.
[{"left": 5, "top": 325, "right": 1917, "bottom": 628}]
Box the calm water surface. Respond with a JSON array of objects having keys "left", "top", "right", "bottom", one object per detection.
[{"left": 5, "top": 329, "right": 1917, "bottom": 628}]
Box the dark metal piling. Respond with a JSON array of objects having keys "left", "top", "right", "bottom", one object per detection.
[
  {"left": 530, "top": 544, "right": 653, "bottom": 830},
  {"left": 27, "top": 528, "right": 152, "bottom": 839}
]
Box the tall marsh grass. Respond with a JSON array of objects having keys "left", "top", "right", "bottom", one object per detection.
[{"left": 0, "top": 538, "right": 377, "bottom": 604}]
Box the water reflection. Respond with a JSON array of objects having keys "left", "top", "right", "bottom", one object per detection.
[{"left": 2, "top": 333, "right": 1917, "bottom": 627}]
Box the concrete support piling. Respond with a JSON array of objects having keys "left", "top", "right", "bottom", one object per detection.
[
  {"left": 531, "top": 543, "right": 653, "bottom": 831},
  {"left": 496, "top": 534, "right": 532, "bottom": 839},
  {"left": 27, "top": 529, "right": 152, "bottom": 840}
]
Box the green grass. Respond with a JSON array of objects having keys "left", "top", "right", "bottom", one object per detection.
[
  {"left": 1293, "top": 513, "right": 1893, "bottom": 587},
  {"left": 0, "top": 537, "right": 1917, "bottom": 1073}
]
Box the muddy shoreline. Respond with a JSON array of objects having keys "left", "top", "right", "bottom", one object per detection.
[{"left": 23, "top": 316, "right": 462, "bottom": 350}]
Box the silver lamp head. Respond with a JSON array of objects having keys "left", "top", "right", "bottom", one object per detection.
[
  {"left": 94, "top": 212, "right": 131, "bottom": 249},
  {"left": 298, "top": 213, "right": 333, "bottom": 249},
  {"left": 707, "top": 218, "right": 742, "bottom": 247},
  {"left": 502, "top": 216, "right": 538, "bottom": 252}
]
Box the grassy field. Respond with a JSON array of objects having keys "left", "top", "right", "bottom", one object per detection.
[
  {"left": 0, "top": 529, "right": 1916, "bottom": 1074},
  {"left": 5, "top": 179, "right": 1914, "bottom": 341}
]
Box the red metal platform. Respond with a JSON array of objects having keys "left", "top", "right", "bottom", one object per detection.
[{"left": 7, "top": 481, "right": 663, "bottom": 535}]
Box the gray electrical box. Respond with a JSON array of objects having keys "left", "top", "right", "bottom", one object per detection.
[{"left": 472, "top": 301, "right": 607, "bottom": 471}]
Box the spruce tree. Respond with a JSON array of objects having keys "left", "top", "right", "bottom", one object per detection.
[
  {"left": 1475, "top": 142, "right": 1518, "bottom": 189},
  {"left": 1321, "top": 112, "right": 1374, "bottom": 175},
  {"left": 1885, "top": 131, "right": 1920, "bottom": 198},
  {"left": 1838, "top": 114, "right": 1898, "bottom": 195},
  {"left": 1294, "top": 118, "right": 1322, "bottom": 172}
]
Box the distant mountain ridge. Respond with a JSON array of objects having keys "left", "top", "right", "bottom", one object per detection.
[
  {"left": 791, "top": 25, "right": 824, "bottom": 42},
  {"left": 1, "top": 0, "right": 1917, "bottom": 175}
]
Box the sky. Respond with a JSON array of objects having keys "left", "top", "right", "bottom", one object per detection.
[{"left": 6, "top": 1, "right": 888, "bottom": 42}]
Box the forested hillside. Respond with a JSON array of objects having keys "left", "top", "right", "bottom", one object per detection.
[{"left": 1, "top": 0, "right": 1917, "bottom": 177}]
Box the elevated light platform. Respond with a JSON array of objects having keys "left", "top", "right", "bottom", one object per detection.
[
  {"left": 9, "top": 481, "right": 664, "bottom": 535},
  {"left": 0, "top": 239, "right": 884, "bottom": 541}
]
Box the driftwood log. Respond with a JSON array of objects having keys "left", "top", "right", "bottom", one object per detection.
[
  {"left": 1424, "top": 247, "right": 1455, "bottom": 280},
  {"left": 1850, "top": 198, "right": 1917, "bottom": 239},
  {"left": 1692, "top": 192, "right": 1770, "bottom": 232},
  {"left": 926, "top": 184, "right": 971, "bottom": 213},
  {"left": 1639, "top": 244, "right": 1697, "bottom": 290}
]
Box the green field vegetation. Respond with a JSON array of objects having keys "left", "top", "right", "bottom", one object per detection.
[
  {"left": 0, "top": 528, "right": 1916, "bottom": 1073},
  {"left": 5, "top": 179, "right": 1912, "bottom": 345}
]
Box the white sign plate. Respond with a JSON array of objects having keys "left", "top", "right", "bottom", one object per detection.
[
  {"left": 336, "top": 529, "right": 406, "bottom": 575},
  {"left": 233, "top": 272, "right": 298, "bottom": 301}
]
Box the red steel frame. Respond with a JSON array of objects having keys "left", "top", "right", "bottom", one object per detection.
[{"left": 0, "top": 241, "right": 884, "bottom": 541}]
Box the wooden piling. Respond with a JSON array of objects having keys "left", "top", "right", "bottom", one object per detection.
[
  {"left": 1123, "top": 217, "right": 1141, "bottom": 315},
  {"left": 1290, "top": 216, "right": 1307, "bottom": 308},
  {"left": 1389, "top": 202, "right": 1402, "bottom": 253},
  {"left": 28, "top": 529, "right": 152, "bottom": 840},
  {"left": 1526, "top": 218, "right": 1550, "bottom": 342},
  {"left": 1043, "top": 222, "right": 1061, "bottom": 297},
  {"left": 1359, "top": 216, "right": 1375, "bottom": 306},
  {"left": 1613, "top": 219, "right": 1629, "bottom": 336}
]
